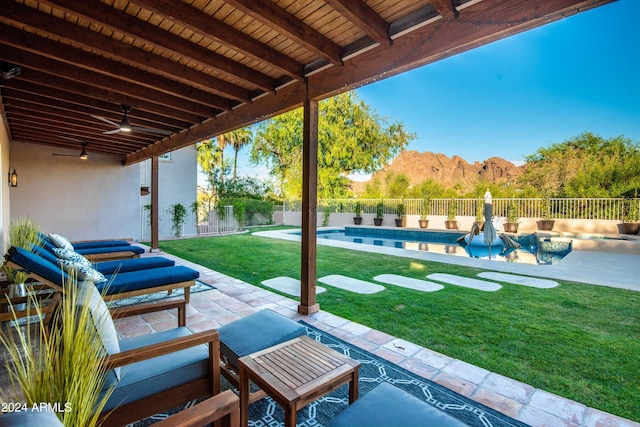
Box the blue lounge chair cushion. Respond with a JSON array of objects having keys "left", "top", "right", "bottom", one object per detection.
[
  {"left": 75, "top": 245, "right": 145, "bottom": 256},
  {"left": 72, "top": 240, "right": 133, "bottom": 250},
  {"left": 0, "top": 409, "right": 64, "bottom": 427},
  {"left": 32, "top": 244, "right": 175, "bottom": 275},
  {"left": 102, "top": 327, "right": 210, "bottom": 412},
  {"left": 218, "top": 309, "right": 306, "bottom": 369},
  {"left": 328, "top": 382, "right": 467, "bottom": 427},
  {"left": 95, "top": 266, "right": 199, "bottom": 296},
  {"left": 7, "top": 247, "right": 198, "bottom": 296},
  {"left": 8, "top": 246, "right": 68, "bottom": 286},
  {"left": 94, "top": 257, "right": 175, "bottom": 275}
]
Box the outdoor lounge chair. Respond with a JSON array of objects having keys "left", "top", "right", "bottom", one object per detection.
[
  {"left": 41, "top": 233, "right": 145, "bottom": 261},
  {"left": 31, "top": 244, "right": 175, "bottom": 275},
  {"left": 6, "top": 246, "right": 198, "bottom": 303},
  {"left": 328, "top": 382, "right": 466, "bottom": 427},
  {"left": 89, "top": 287, "right": 221, "bottom": 427}
]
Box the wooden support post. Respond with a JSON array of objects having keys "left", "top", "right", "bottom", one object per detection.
[
  {"left": 150, "top": 155, "right": 159, "bottom": 251},
  {"left": 299, "top": 80, "right": 320, "bottom": 315}
]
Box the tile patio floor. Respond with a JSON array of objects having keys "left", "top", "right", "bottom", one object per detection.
[{"left": 117, "top": 249, "right": 639, "bottom": 427}]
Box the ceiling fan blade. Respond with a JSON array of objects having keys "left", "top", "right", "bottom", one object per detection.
[
  {"left": 92, "top": 115, "right": 120, "bottom": 127},
  {"left": 52, "top": 153, "right": 78, "bottom": 157},
  {"left": 103, "top": 128, "right": 122, "bottom": 135},
  {"left": 130, "top": 125, "right": 172, "bottom": 136}
]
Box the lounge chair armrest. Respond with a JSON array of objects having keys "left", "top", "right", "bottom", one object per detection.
[
  {"left": 103, "top": 329, "right": 219, "bottom": 370},
  {"left": 110, "top": 299, "right": 186, "bottom": 326},
  {"left": 151, "top": 390, "right": 239, "bottom": 427}
]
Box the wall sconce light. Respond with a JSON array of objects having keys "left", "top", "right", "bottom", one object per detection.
[{"left": 8, "top": 167, "right": 18, "bottom": 187}]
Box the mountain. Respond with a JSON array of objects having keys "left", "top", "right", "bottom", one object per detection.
[{"left": 354, "top": 150, "right": 524, "bottom": 192}]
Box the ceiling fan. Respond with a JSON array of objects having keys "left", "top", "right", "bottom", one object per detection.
[
  {"left": 92, "top": 104, "right": 171, "bottom": 136},
  {"left": 52, "top": 141, "right": 89, "bottom": 160}
]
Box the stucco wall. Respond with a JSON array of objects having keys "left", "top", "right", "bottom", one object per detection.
[
  {"left": 0, "top": 119, "right": 11, "bottom": 253},
  {"left": 10, "top": 142, "right": 140, "bottom": 241}
]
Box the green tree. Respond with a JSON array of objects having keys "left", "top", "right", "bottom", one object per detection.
[
  {"left": 223, "top": 128, "right": 253, "bottom": 182},
  {"left": 519, "top": 132, "right": 640, "bottom": 197},
  {"left": 251, "top": 91, "right": 415, "bottom": 199}
]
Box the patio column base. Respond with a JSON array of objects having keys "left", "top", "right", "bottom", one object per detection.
[{"left": 298, "top": 303, "right": 320, "bottom": 315}]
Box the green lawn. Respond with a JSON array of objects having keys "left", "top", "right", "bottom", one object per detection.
[{"left": 157, "top": 228, "right": 640, "bottom": 422}]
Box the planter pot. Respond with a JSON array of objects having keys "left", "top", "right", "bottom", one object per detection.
[
  {"left": 373, "top": 218, "right": 383, "bottom": 226},
  {"left": 353, "top": 217, "right": 362, "bottom": 225},
  {"left": 8, "top": 283, "right": 26, "bottom": 312},
  {"left": 394, "top": 218, "right": 405, "bottom": 227},
  {"left": 473, "top": 221, "right": 484, "bottom": 234},
  {"left": 445, "top": 220, "right": 459, "bottom": 230},
  {"left": 503, "top": 222, "right": 519, "bottom": 233},
  {"left": 537, "top": 220, "right": 555, "bottom": 231},
  {"left": 418, "top": 219, "right": 429, "bottom": 229},
  {"left": 618, "top": 222, "right": 640, "bottom": 235}
]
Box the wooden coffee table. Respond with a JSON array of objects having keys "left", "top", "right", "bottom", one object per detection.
[{"left": 238, "top": 335, "right": 360, "bottom": 427}]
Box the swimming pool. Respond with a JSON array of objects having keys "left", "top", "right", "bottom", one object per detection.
[{"left": 307, "top": 227, "right": 571, "bottom": 265}]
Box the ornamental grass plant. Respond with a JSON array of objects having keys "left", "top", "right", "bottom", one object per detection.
[{"left": 0, "top": 274, "right": 114, "bottom": 427}]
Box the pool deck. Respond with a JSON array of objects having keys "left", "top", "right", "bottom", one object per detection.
[{"left": 119, "top": 237, "right": 639, "bottom": 427}]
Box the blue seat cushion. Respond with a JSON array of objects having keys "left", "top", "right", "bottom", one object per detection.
[
  {"left": 328, "top": 382, "right": 467, "bottom": 427},
  {"left": 102, "top": 327, "right": 210, "bottom": 412},
  {"left": 0, "top": 409, "right": 64, "bottom": 427},
  {"left": 75, "top": 245, "right": 145, "bottom": 256},
  {"left": 8, "top": 246, "right": 67, "bottom": 286},
  {"left": 218, "top": 309, "right": 306, "bottom": 369},
  {"left": 95, "top": 266, "right": 199, "bottom": 296},
  {"left": 94, "top": 257, "right": 175, "bottom": 275},
  {"left": 72, "top": 240, "right": 132, "bottom": 250}
]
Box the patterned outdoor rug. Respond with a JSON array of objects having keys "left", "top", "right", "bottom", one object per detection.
[
  {"left": 108, "top": 280, "right": 215, "bottom": 308},
  {"left": 131, "top": 321, "right": 529, "bottom": 427}
]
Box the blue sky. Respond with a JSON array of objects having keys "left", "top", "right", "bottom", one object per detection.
[{"left": 230, "top": 0, "right": 639, "bottom": 179}]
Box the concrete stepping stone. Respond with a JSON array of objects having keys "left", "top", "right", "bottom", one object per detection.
[
  {"left": 318, "top": 274, "right": 385, "bottom": 294},
  {"left": 373, "top": 274, "right": 443, "bottom": 292},
  {"left": 427, "top": 273, "right": 502, "bottom": 292},
  {"left": 262, "top": 277, "right": 326, "bottom": 297},
  {"left": 477, "top": 272, "right": 559, "bottom": 289}
]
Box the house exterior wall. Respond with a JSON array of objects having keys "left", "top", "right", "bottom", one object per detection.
[
  {"left": 1, "top": 118, "right": 11, "bottom": 253},
  {"left": 139, "top": 146, "right": 198, "bottom": 239},
  {"left": 10, "top": 142, "right": 140, "bottom": 242}
]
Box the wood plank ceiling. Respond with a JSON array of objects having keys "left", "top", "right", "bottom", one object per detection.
[{"left": 0, "top": 0, "right": 613, "bottom": 165}]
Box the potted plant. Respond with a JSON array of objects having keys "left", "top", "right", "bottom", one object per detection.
[
  {"left": 394, "top": 202, "right": 406, "bottom": 227},
  {"left": 374, "top": 202, "right": 384, "bottom": 226},
  {"left": 537, "top": 195, "right": 555, "bottom": 231},
  {"left": 445, "top": 198, "right": 458, "bottom": 230},
  {"left": 503, "top": 199, "right": 519, "bottom": 233},
  {"left": 353, "top": 202, "right": 363, "bottom": 225},
  {"left": 473, "top": 199, "right": 484, "bottom": 234},
  {"left": 419, "top": 197, "right": 430, "bottom": 229},
  {"left": 619, "top": 198, "right": 640, "bottom": 234}
]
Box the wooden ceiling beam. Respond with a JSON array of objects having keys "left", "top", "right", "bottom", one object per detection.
[
  {"left": 3, "top": 95, "right": 192, "bottom": 131},
  {"left": 34, "top": 0, "right": 279, "bottom": 92},
  {"left": 1, "top": 1, "right": 272, "bottom": 95},
  {"left": 429, "top": 0, "right": 459, "bottom": 20},
  {"left": 0, "top": 23, "right": 242, "bottom": 109},
  {"left": 323, "top": 0, "right": 391, "bottom": 46},
  {"left": 222, "top": 0, "right": 344, "bottom": 65},
  {"left": 9, "top": 126, "right": 142, "bottom": 153},
  {"left": 125, "top": 0, "right": 613, "bottom": 164},
  {"left": 0, "top": 44, "right": 217, "bottom": 121},
  {"left": 128, "top": 0, "right": 306, "bottom": 78}
]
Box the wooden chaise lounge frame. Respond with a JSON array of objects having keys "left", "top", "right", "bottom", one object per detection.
[{"left": 4, "top": 258, "right": 193, "bottom": 303}]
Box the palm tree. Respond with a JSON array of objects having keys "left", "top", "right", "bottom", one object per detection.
[{"left": 225, "top": 128, "right": 253, "bottom": 182}]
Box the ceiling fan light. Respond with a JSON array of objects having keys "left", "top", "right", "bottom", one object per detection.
[
  {"left": 80, "top": 150, "right": 88, "bottom": 160},
  {"left": 120, "top": 118, "right": 132, "bottom": 132}
]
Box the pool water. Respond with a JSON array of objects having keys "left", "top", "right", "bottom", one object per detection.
[{"left": 312, "top": 227, "right": 571, "bottom": 265}]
